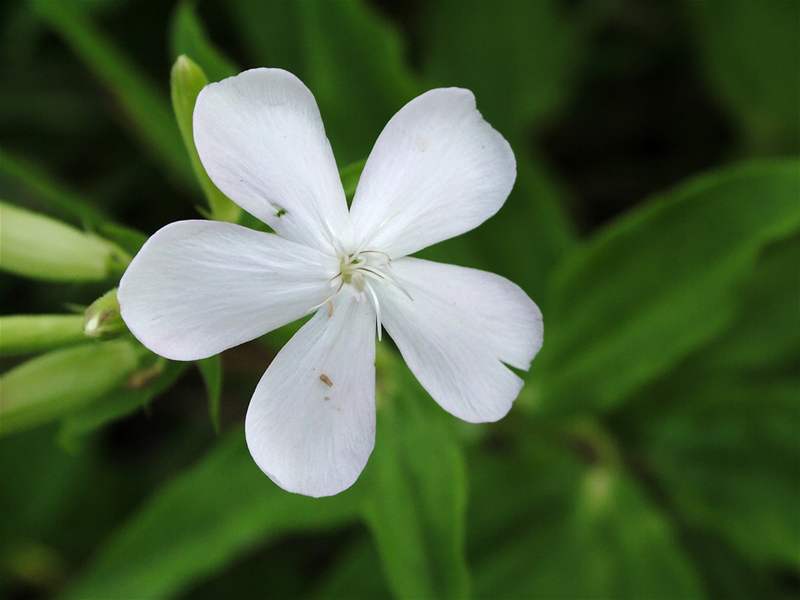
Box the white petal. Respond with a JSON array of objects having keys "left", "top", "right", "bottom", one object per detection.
[
  {"left": 194, "top": 68, "right": 351, "bottom": 253},
  {"left": 349, "top": 88, "right": 516, "bottom": 258},
  {"left": 119, "top": 220, "right": 337, "bottom": 361},
  {"left": 245, "top": 289, "right": 376, "bottom": 497},
  {"left": 377, "top": 258, "right": 542, "bottom": 423}
]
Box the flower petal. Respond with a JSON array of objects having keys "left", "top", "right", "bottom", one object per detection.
[
  {"left": 377, "top": 257, "right": 542, "bottom": 423},
  {"left": 119, "top": 220, "right": 337, "bottom": 361},
  {"left": 245, "top": 289, "right": 376, "bottom": 497},
  {"left": 194, "top": 68, "right": 351, "bottom": 253},
  {"left": 349, "top": 88, "right": 516, "bottom": 258}
]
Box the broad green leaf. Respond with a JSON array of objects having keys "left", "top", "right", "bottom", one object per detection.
[
  {"left": 0, "top": 315, "right": 85, "bottom": 356},
  {"left": 197, "top": 355, "right": 222, "bottom": 433},
  {"left": 0, "top": 148, "right": 108, "bottom": 228},
  {"left": 170, "top": 55, "right": 240, "bottom": 222},
  {"left": 62, "top": 432, "right": 362, "bottom": 600},
  {"left": 687, "top": 0, "right": 800, "bottom": 152},
  {"left": 537, "top": 160, "right": 800, "bottom": 414},
  {"left": 701, "top": 235, "right": 800, "bottom": 372},
  {"left": 170, "top": 1, "right": 237, "bottom": 83},
  {"left": 361, "top": 348, "right": 470, "bottom": 600},
  {"left": 623, "top": 375, "right": 800, "bottom": 567},
  {"left": 422, "top": 0, "right": 583, "bottom": 134},
  {"left": 0, "top": 339, "right": 144, "bottom": 437},
  {"left": 0, "top": 202, "right": 130, "bottom": 282},
  {"left": 469, "top": 435, "right": 702, "bottom": 599},
  {"left": 30, "top": 0, "right": 192, "bottom": 187},
  {"left": 58, "top": 360, "right": 188, "bottom": 449}
]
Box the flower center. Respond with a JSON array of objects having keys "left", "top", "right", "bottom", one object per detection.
[
  {"left": 310, "top": 250, "right": 412, "bottom": 341},
  {"left": 337, "top": 251, "right": 391, "bottom": 292}
]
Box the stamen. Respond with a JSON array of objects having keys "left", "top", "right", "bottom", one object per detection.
[{"left": 363, "top": 280, "right": 383, "bottom": 341}]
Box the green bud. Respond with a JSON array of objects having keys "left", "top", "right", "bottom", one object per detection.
[
  {"left": 171, "top": 55, "right": 240, "bottom": 223},
  {"left": 84, "top": 288, "right": 126, "bottom": 339},
  {"left": 0, "top": 202, "right": 130, "bottom": 282},
  {"left": 0, "top": 314, "right": 86, "bottom": 356},
  {"left": 0, "top": 340, "right": 144, "bottom": 437}
]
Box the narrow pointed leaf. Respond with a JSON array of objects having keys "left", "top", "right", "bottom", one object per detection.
[
  {"left": 30, "top": 0, "right": 192, "bottom": 186},
  {"left": 538, "top": 160, "right": 800, "bottom": 414},
  {"left": 62, "top": 432, "right": 362, "bottom": 600}
]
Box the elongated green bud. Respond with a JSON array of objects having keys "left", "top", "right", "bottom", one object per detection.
[
  {"left": 0, "top": 340, "right": 144, "bottom": 437},
  {"left": 84, "top": 288, "right": 126, "bottom": 339},
  {"left": 171, "top": 55, "right": 240, "bottom": 223},
  {"left": 0, "top": 314, "right": 86, "bottom": 356},
  {"left": 0, "top": 202, "right": 130, "bottom": 282}
]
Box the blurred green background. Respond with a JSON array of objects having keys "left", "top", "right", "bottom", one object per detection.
[{"left": 1, "top": 0, "right": 798, "bottom": 598}]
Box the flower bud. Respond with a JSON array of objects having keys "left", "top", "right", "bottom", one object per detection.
[
  {"left": 83, "top": 288, "right": 126, "bottom": 339},
  {"left": 0, "top": 202, "right": 130, "bottom": 282},
  {"left": 0, "top": 340, "right": 145, "bottom": 436},
  {"left": 171, "top": 55, "right": 240, "bottom": 223},
  {"left": 0, "top": 314, "right": 85, "bottom": 356}
]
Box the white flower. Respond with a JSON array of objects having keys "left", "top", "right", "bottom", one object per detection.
[{"left": 118, "top": 68, "right": 543, "bottom": 497}]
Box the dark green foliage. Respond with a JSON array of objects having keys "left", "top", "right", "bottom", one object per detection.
[{"left": 1, "top": 0, "right": 798, "bottom": 598}]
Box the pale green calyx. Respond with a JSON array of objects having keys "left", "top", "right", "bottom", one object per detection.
[{"left": 84, "top": 288, "right": 126, "bottom": 339}]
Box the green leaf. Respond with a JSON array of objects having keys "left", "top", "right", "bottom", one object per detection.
[
  {"left": 469, "top": 435, "right": 703, "bottom": 599},
  {"left": 700, "top": 235, "right": 800, "bottom": 372},
  {"left": 0, "top": 315, "right": 86, "bottom": 356},
  {"left": 625, "top": 375, "right": 800, "bottom": 567},
  {"left": 537, "top": 160, "right": 800, "bottom": 415},
  {"left": 58, "top": 360, "right": 188, "bottom": 449},
  {"left": 361, "top": 348, "right": 470, "bottom": 600},
  {"left": 95, "top": 221, "right": 148, "bottom": 255},
  {"left": 30, "top": 0, "right": 192, "bottom": 187},
  {"left": 421, "top": 0, "right": 583, "bottom": 134},
  {"left": 687, "top": 0, "right": 800, "bottom": 152},
  {"left": 197, "top": 355, "right": 222, "bottom": 433},
  {"left": 0, "top": 339, "right": 144, "bottom": 437},
  {"left": 0, "top": 202, "right": 130, "bottom": 282},
  {"left": 62, "top": 431, "right": 362, "bottom": 600},
  {"left": 170, "top": 1, "right": 237, "bottom": 83},
  {"left": 0, "top": 149, "right": 148, "bottom": 253},
  {"left": 170, "top": 55, "right": 241, "bottom": 222},
  {"left": 0, "top": 148, "right": 108, "bottom": 228}
]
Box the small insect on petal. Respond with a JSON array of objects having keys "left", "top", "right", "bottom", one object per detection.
[{"left": 319, "top": 373, "right": 333, "bottom": 387}]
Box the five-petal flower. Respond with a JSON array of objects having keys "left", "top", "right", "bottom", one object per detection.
[{"left": 118, "top": 68, "right": 543, "bottom": 497}]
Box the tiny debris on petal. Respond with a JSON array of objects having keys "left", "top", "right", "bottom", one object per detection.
[
  {"left": 319, "top": 373, "right": 333, "bottom": 387},
  {"left": 327, "top": 301, "right": 334, "bottom": 318}
]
